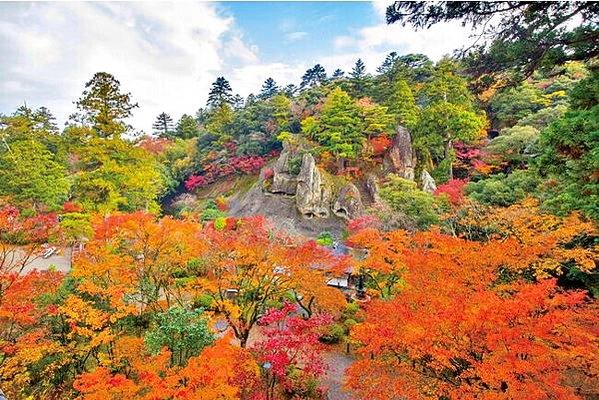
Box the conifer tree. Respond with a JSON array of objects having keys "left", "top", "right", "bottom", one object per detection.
[
  {"left": 207, "top": 77, "right": 233, "bottom": 107},
  {"left": 71, "top": 72, "right": 138, "bottom": 138},
  {"left": 258, "top": 77, "right": 279, "bottom": 100},
  {"left": 152, "top": 112, "right": 174, "bottom": 138},
  {"left": 300, "top": 64, "right": 327, "bottom": 89}
]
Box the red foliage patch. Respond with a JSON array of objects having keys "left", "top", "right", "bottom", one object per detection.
[{"left": 434, "top": 179, "right": 468, "bottom": 206}]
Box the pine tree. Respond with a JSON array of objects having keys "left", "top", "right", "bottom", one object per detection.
[
  {"left": 350, "top": 59, "right": 368, "bottom": 97},
  {"left": 332, "top": 69, "right": 345, "bottom": 80},
  {"left": 283, "top": 84, "right": 298, "bottom": 97},
  {"left": 70, "top": 72, "right": 138, "bottom": 138},
  {"left": 207, "top": 77, "right": 233, "bottom": 107},
  {"left": 258, "top": 77, "right": 279, "bottom": 100},
  {"left": 300, "top": 64, "right": 327, "bottom": 89},
  {"left": 152, "top": 112, "right": 174, "bottom": 138},
  {"left": 351, "top": 59, "right": 366, "bottom": 79},
  {"left": 377, "top": 52, "right": 398, "bottom": 75}
]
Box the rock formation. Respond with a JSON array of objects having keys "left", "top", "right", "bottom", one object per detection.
[
  {"left": 421, "top": 170, "right": 437, "bottom": 194},
  {"left": 267, "top": 143, "right": 298, "bottom": 195},
  {"left": 333, "top": 183, "right": 362, "bottom": 220},
  {"left": 365, "top": 174, "right": 381, "bottom": 204},
  {"left": 385, "top": 125, "right": 416, "bottom": 180},
  {"left": 295, "top": 153, "right": 332, "bottom": 218}
]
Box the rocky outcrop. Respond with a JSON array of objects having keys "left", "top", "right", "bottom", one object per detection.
[
  {"left": 385, "top": 125, "right": 415, "bottom": 180},
  {"left": 295, "top": 153, "right": 332, "bottom": 218},
  {"left": 333, "top": 183, "right": 362, "bottom": 220},
  {"left": 266, "top": 144, "right": 297, "bottom": 195},
  {"left": 421, "top": 170, "right": 437, "bottom": 194},
  {"left": 365, "top": 174, "right": 381, "bottom": 204}
]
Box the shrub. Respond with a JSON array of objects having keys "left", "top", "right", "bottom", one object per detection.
[
  {"left": 320, "top": 323, "right": 345, "bottom": 344},
  {"left": 380, "top": 175, "right": 448, "bottom": 229},
  {"left": 435, "top": 179, "right": 468, "bottom": 206},
  {"left": 466, "top": 170, "right": 541, "bottom": 206},
  {"left": 316, "top": 231, "right": 334, "bottom": 247}
]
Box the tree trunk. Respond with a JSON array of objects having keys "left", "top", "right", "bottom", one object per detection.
[{"left": 445, "top": 139, "right": 453, "bottom": 180}]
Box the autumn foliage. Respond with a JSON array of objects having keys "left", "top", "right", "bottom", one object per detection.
[
  {"left": 345, "top": 227, "right": 599, "bottom": 399},
  {"left": 0, "top": 201, "right": 597, "bottom": 399}
]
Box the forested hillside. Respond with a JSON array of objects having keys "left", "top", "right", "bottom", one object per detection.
[{"left": 0, "top": 2, "right": 597, "bottom": 399}]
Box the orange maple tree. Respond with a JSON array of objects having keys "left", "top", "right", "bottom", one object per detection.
[{"left": 345, "top": 228, "right": 599, "bottom": 400}]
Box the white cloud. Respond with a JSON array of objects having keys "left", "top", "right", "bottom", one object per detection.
[
  {"left": 285, "top": 31, "right": 308, "bottom": 42},
  {"left": 332, "top": 2, "right": 474, "bottom": 63},
  {"left": 0, "top": 2, "right": 252, "bottom": 133},
  {"left": 0, "top": 1, "right": 478, "bottom": 134}
]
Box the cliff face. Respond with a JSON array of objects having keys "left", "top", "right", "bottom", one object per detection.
[
  {"left": 192, "top": 125, "right": 421, "bottom": 238},
  {"left": 229, "top": 143, "right": 365, "bottom": 237}
]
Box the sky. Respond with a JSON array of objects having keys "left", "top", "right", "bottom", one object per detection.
[{"left": 0, "top": 1, "right": 475, "bottom": 133}]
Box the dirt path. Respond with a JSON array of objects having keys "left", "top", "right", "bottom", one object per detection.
[{"left": 322, "top": 348, "right": 355, "bottom": 400}]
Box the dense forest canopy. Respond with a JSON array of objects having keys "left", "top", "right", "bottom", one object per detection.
[{"left": 0, "top": 1, "right": 598, "bottom": 399}]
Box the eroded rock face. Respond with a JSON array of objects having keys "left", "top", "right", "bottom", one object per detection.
[
  {"left": 295, "top": 153, "right": 331, "bottom": 218},
  {"left": 266, "top": 144, "right": 297, "bottom": 195},
  {"left": 365, "top": 174, "right": 381, "bottom": 204},
  {"left": 333, "top": 183, "right": 363, "bottom": 220},
  {"left": 421, "top": 170, "right": 437, "bottom": 194},
  {"left": 385, "top": 125, "right": 415, "bottom": 180}
]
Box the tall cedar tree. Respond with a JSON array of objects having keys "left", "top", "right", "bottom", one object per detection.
[
  {"left": 71, "top": 72, "right": 138, "bottom": 138},
  {"left": 175, "top": 114, "right": 200, "bottom": 139}
]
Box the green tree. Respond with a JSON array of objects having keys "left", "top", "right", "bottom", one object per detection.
[
  {"left": 485, "top": 125, "right": 540, "bottom": 170},
  {"left": 417, "top": 102, "right": 486, "bottom": 179},
  {"left": 466, "top": 170, "right": 541, "bottom": 207},
  {"left": 303, "top": 88, "right": 363, "bottom": 171},
  {"left": 145, "top": 307, "right": 214, "bottom": 367},
  {"left": 332, "top": 69, "right": 345, "bottom": 80},
  {"left": 0, "top": 140, "right": 70, "bottom": 210},
  {"left": 490, "top": 82, "right": 549, "bottom": 127},
  {"left": 65, "top": 126, "right": 163, "bottom": 213},
  {"left": 357, "top": 99, "right": 394, "bottom": 139},
  {"left": 380, "top": 175, "right": 448, "bottom": 229},
  {"left": 377, "top": 51, "right": 399, "bottom": 76},
  {"left": 70, "top": 72, "right": 138, "bottom": 138},
  {"left": 416, "top": 60, "right": 487, "bottom": 179},
  {"left": 536, "top": 71, "right": 599, "bottom": 220},
  {"left": 207, "top": 76, "right": 233, "bottom": 107},
  {"left": 386, "top": 2, "right": 599, "bottom": 84},
  {"left": 300, "top": 64, "right": 327, "bottom": 89},
  {"left": 258, "top": 77, "right": 279, "bottom": 100},
  {"left": 386, "top": 79, "right": 419, "bottom": 128},
  {"left": 152, "top": 112, "right": 175, "bottom": 138},
  {"left": 205, "top": 103, "right": 234, "bottom": 138},
  {"left": 175, "top": 114, "right": 200, "bottom": 139},
  {"left": 350, "top": 59, "right": 369, "bottom": 97}
]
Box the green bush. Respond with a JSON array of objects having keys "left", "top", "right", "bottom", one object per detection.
[
  {"left": 194, "top": 294, "right": 214, "bottom": 309},
  {"left": 145, "top": 307, "right": 214, "bottom": 367},
  {"left": 316, "top": 231, "right": 334, "bottom": 246},
  {"left": 320, "top": 323, "right": 345, "bottom": 344},
  {"left": 466, "top": 170, "right": 541, "bottom": 206},
  {"left": 380, "top": 175, "right": 448, "bottom": 229}
]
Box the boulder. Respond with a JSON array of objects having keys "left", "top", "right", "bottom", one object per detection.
[
  {"left": 296, "top": 153, "right": 331, "bottom": 218},
  {"left": 421, "top": 170, "right": 437, "bottom": 194},
  {"left": 385, "top": 125, "right": 415, "bottom": 180},
  {"left": 265, "top": 145, "right": 297, "bottom": 195},
  {"left": 333, "top": 183, "right": 363, "bottom": 220},
  {"left": 365, "top": 174, "right": 381, "bottom": 203}
]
